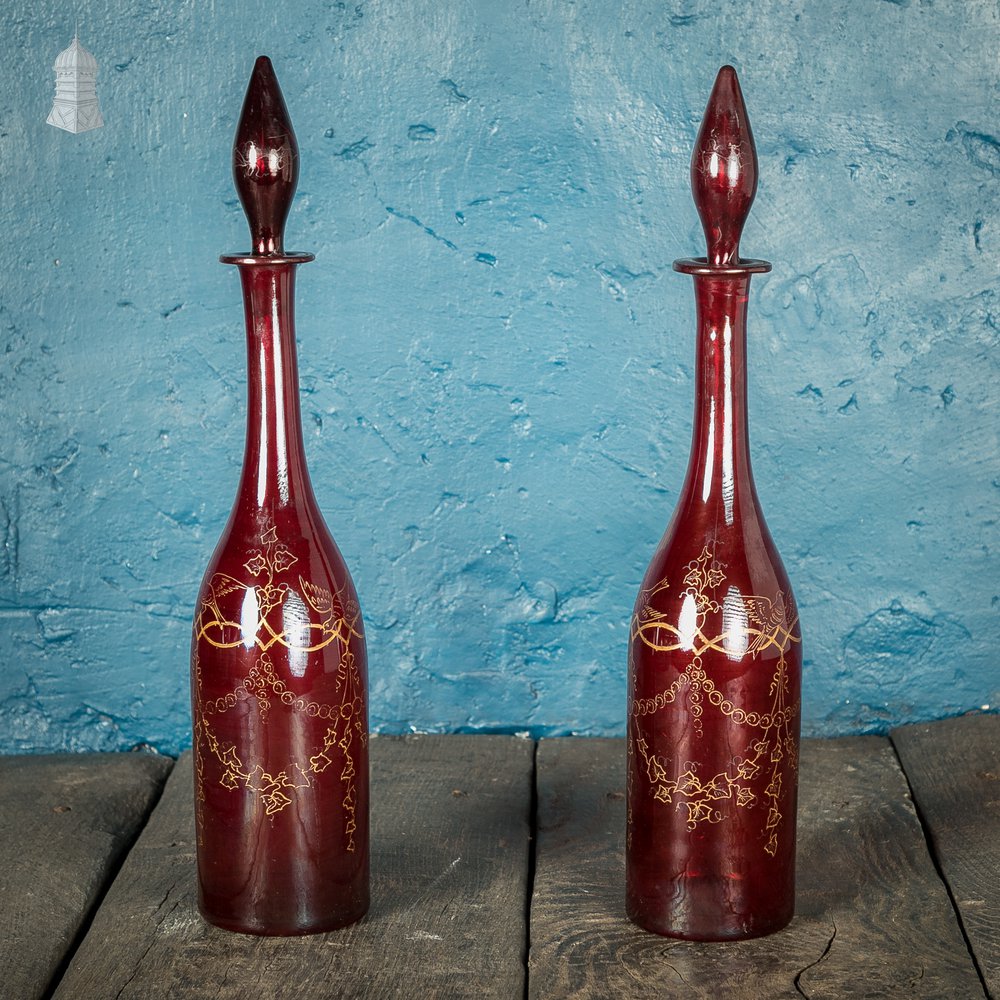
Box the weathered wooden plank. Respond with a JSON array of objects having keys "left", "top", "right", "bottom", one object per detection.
[
  {"left": 892, "top": 714, "right": 1000, "bottom": 999},
  {"left": 54, "top": 735, "right": 532, "bottom": 999},
  {"left": 529, "top": 736, "right": 984, "bottom": 999},
  {"left": 0, "top": 752, "right": 173, "bottom": 1000}
]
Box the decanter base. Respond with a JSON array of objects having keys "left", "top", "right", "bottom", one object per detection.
[
  {"left": 626, "top": 881, "right": 793, "bottom": 942},
  {"left": 198, "top": 885, "right": 370, "bottom": 937},
  {"left": 199, "top": 893, "right": 369, "bottom": 937}
]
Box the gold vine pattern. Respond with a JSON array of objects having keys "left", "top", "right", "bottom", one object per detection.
[
  {"left": 195, "top": 526, "right": 363, "bottom": 653},
  {"left": 194, "top": 526, "right": 364, "bottom": 846},
  {"left": 629, "top": 546, "right": 800, "bottom": 856}
]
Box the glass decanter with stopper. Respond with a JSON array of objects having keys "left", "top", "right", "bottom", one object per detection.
[
  {"left": 191, "top": 56, "right": 369, "bottom": 935},
  {"left": 626, "top": 65, "right": 802, "bottom": 941}
]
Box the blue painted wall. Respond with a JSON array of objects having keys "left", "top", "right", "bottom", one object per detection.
[{"left": 0, "top": 1, "right": 996, "bottom": 753}]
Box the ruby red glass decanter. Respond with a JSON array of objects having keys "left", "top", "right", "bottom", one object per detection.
[
  {"left": 190, "top": 57, "right": 369, "bottom": 935},
  {"left": 626, "top": 66, "right": 802, "bottom": 941}
]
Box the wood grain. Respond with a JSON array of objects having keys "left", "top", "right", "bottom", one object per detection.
[
  {"left": 529, "top": 736, "right": 985, "bottom": 999},
  {"left": 54, "top": 735, "right": 532, "bottom": 1000},
  {"left": 893, "top": 714, "right": 1000, "bottom": 999},
  {"left": 0, "top": 752, "right": 172, "bottom": 1000}
]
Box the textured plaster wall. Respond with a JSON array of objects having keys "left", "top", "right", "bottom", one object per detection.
[{"left": 0, "top": 1, "right": 996, "bottom": 754}]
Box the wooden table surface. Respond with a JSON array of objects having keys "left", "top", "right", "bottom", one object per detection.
[{"left": 1, "top": 716, "right": 996, "bottom": 999}]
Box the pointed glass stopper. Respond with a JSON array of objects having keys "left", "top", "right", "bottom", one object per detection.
[
  {"left": 691, "top": 65, "right": 758, "bottom": 267},
  {"left": 233, "top": 56, "right": 299, "bottom": 256}
]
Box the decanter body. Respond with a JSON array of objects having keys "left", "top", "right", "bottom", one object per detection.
[
  {"left": 191, "top": 57, "right": 369, "bottom": 935},
  {"left": 626, "top": 67, "right": 801, "bottom": 941}
]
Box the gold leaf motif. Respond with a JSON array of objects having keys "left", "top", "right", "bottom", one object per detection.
[
  {"left": 676, "top": 770, "right": 701, "bottom": 795},
  {"left": 263, "top": 790, "right": 291, "bottom": 816},
  {"left": 647, "top": 756, "right": 668, "bottom": 783},
  {"left": 270, "top": 545, "right": 297, "bottom": 573},
  {"left": 684, "top": 800, "right": 721, "bottom": 828},
  {"left": 702, "top": 775, "right": 731, "bottom": 800},
  {"left": 244, "top": 551, "right": 267, "bottom": 576},
  {"left": 766, "top": 773, "right": 783, "bottom": 800}
]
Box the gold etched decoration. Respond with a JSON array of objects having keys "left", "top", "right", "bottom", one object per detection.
[
  {"left": 195, "top": 527, "right": 363, "bottom": 653},
  {"left": 193, "top": 524, "right": 365, "bottom": 849},
  {"left": 195, "top": 641, "right": 365, "bottom": 846},
  {"left": 630, "top": 547, "right": 801, "bottom": 856},
  {"left": 197, "top": 683, "right": 365, "bottom": 845}
]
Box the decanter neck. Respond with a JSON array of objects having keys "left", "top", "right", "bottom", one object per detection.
[
  {"left": 679, "top": 274, "right": 758, "bottom": 523},
  {"left": 234, "top": 262, "right": 315, "bottom": 512}
]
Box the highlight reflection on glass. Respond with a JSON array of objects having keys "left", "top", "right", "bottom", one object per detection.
[
  {"left": 283, "top": 590, "right": 310, "bottom": 678},
  {"left": 722, "top": 586, "right": 749, "bottom": 660},
  {"left": 240, "top": 587, "right": 259, "bottom": 650}
]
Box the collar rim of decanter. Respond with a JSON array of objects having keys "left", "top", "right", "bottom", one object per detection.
[
  {"left": 673, "top": 257, "right": 771, "bottom": 277},
  {"left": 219, "top": 251, "right": 315, "bottom": 266}
]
